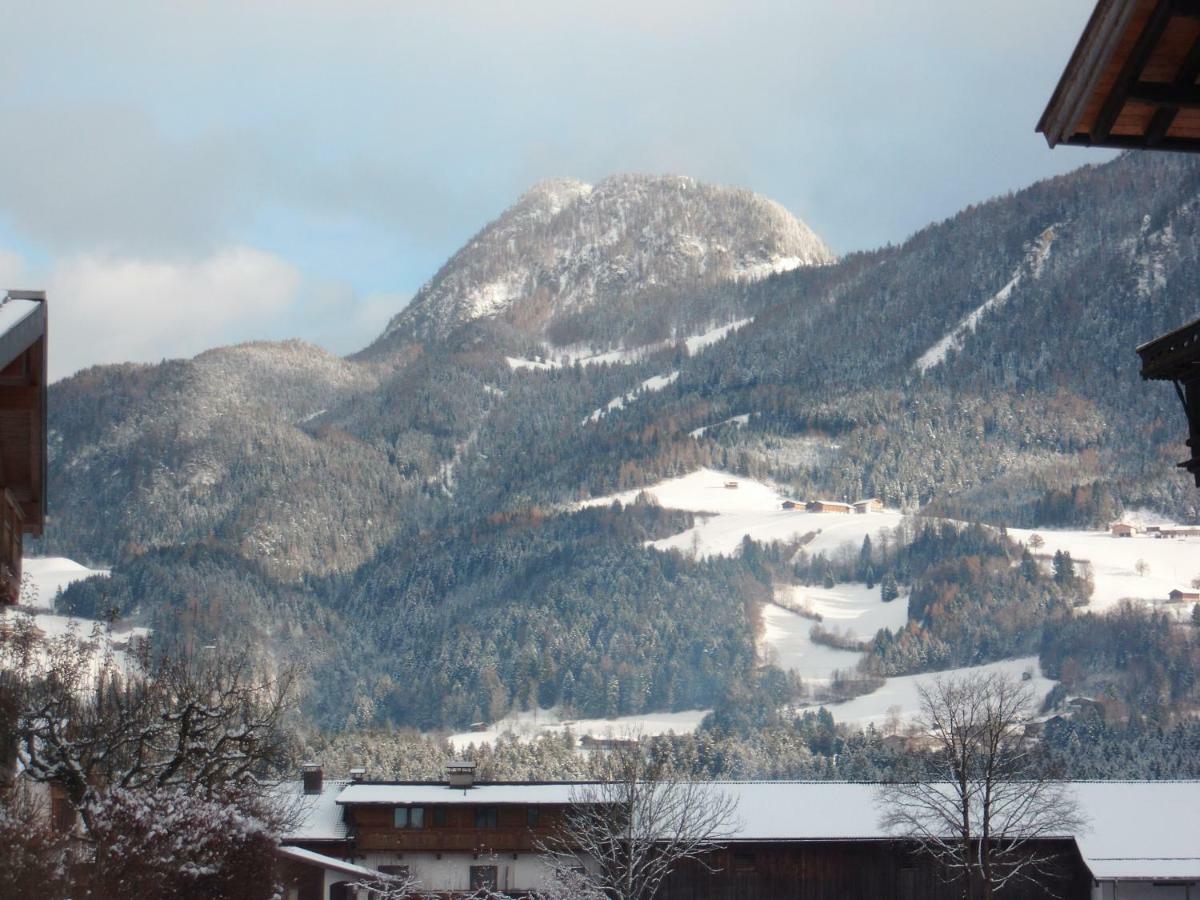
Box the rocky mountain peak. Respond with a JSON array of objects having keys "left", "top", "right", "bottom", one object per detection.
[{"left": 364, "top": 174, "right": 834, "bottom": 353}]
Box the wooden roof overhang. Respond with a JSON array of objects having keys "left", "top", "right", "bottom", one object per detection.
[
  {"left": 0, "top": 290, "right": 47, "bottom": 535},
  {"left": 1040, "top": 0, "right": 1200, "bottom": 484},
  {"left": 1038, "top": 0, "right": 1200, "bottom": 151}
]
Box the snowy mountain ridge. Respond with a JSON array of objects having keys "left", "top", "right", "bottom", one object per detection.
[{"left": 368, "top": 174, "right": 834, "bottom": 351}]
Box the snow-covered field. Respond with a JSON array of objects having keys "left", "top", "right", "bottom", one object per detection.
[
  {"left": 1, "top": 556, "right": 146, "bottom": 657},
  {"left": 761, "top": 584, "right": 910, "bottom": 682},
  {"left": 22, "top": 556, "right": 110, "bottom": 610},
  {"left": 580, "top": 467, "right": 902, "bottom": 560},
  {"left": 445, "top": 707, "right": 709, "bottom": 751},
  {"left": 1007, "top": 527, "right": 1200, "bottom": 615},
  {"left": 819, "top": 656, "right": 1054, "bottom": 729}
]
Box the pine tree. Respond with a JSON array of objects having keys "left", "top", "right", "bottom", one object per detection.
[{"left": 880, "top": 573, "right": 899, "bottom": 603}]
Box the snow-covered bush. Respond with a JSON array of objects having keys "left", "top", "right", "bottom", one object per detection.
[{"left": 86, "top": 785, "right": 280, "bottom": 900}]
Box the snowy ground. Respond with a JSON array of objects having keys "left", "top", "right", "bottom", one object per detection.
[
  {"left": 761, "top": 584, "right": 910, "bottom": 682},
  {"left": 579, "top": 467, "right": 903, "bottom": 560},
  {"left": 1, "top": 556, "right": 146, "bottom": 659},
  {"left": 21, "top": 556, "right": 110, "bottom": 610},
  {"left": 817, "top": 656, "right": 1054, "bottom": 729},
  {"left": 1007, "top": 527, "right": 1200, "bottom": 616},
  {"left": 444, "top": 707, "right": 709, "bottom": 751}
]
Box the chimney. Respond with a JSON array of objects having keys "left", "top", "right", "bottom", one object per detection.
[
  {"left": 349, "top": 767, "right": 366, "bottom": 782},
  {"left": 302, "top": 762, "right": 323, "bottom": 795},
  {"left": 446, "top": 759, "right": 476, "bottom": 789}
]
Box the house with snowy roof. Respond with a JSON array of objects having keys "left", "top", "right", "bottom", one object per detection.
[{"left": 276, "top": 765, "right": 1200, "bottom": 900}]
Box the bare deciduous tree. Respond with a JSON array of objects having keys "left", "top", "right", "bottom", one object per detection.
[
  {"left": 1, "top": 615, "right": 297, "bottom": 830},
  {"left": 879, "top": 672, "right": 1084, "bottom": 899},
  {"left": 538, "top": 741, "right": 739, "bottom": 900}
]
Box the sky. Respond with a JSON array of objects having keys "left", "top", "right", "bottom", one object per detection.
[{"left": 1, "top": 0, "right": 1116, "bottom": 381}]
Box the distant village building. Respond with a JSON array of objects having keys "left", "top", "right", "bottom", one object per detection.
[
  {"left": 277, "top": 768, "right": 1200, "bottom": 899},
  {"left": 1156, "top": 526, "right": 1200, "bottom": 538},
  {"left": 853, "top": 498, "right": 883, "bottom": 514},
  {"left": 723, "top": 480, "right": 740, "bottom": 489},
  {"left": 1168, "top": 588, "right": 1200, "bottom": 604},
  {"left": 806, "top": 500, "right": 853, "bottom": 514},
  {"left": 781, "top": 500, "right": 799, "bottom": 510},
  {"left": 1110, "top": 522, "right": 1136, "bottom": 537}
]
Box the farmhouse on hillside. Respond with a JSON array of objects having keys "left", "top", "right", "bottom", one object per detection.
[
  {"left": 806, "top": 500, "right": 853, "bottom": 514},
  {"left": 853, "top": 498, "right": 884, "bottom": 514}
]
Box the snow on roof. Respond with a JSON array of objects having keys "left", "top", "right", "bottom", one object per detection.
[
  {"left": 277, "top": 845, "right": 387, "bottom": 879},
  {"left": 1071, "top": 781, "right": 1200, "bottom": 881},
  {"left": 278, "top": 779, "right": 350, "bottom": 842},
  {"left": 0, "top": 296, "right": 40, "bottom": 339},
  {"left": 337, "top": 782, "right": 578, "bottom": 807},
  {"left": 320, "top": 779, "right": 1200, "bottom": 880}
]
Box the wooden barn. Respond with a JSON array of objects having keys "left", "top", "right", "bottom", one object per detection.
[
  {"left": 1038, "top": 0, "right": 1200, "bottom": 487},
  {"left": 1110, "top": 522, "right": 1137, "bottom": 537},
  {"left": 278, "top": 773, "right": 1200, "bottom": 900},
  {"left": 853, "top": 498, "right": 884, "bottom": 514},
  {"left": 1168, "top": 587, "right": 1200, "bottom": 602},
  {"left": 806, "top": 500, "right": 853, "bottom": 514},
  {"left": 0, "top": 290, "right": 47, "bottom": 605}
]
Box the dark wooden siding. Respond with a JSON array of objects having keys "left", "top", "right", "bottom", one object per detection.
[
  {"left": 349, "top": 803, "right": 565, "bottom": 853},
  {"left": 658, "top": 840, "right": 1092, "bottom": 900}
]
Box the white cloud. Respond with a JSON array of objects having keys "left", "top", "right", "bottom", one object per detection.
[
  {"left": 45, "top": 247, "right": 302, "bottom": 380},
  {"left": 5, "top": 245, "right": 409, "bottom": 380}
]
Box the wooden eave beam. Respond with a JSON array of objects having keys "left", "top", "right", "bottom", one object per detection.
[
  {"left": 1092, "top": 0, "right": 1183, "bottom": 142},
  {"left": 1039, "top": 0, "right": 1141, "bottom": 147}
]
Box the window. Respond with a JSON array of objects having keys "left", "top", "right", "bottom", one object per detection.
[
  {"left": 527, "top": 806, "right": 540, "bottom": 827},
  {"left": 432, "top": 806, "right": 447, "bottom": 827},
  {"left": 394, "top": 806, "right": 425, "bottom": 829},
  {"left": 474, "top": 806, "right": 499, "bottom": 828},
  {"left": 470, "top": 865, "right": 498, "bottom": 891}
]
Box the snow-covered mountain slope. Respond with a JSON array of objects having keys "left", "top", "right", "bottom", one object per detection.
[{"left": 365, "top": 175, "right": 833, "bottom": 353}]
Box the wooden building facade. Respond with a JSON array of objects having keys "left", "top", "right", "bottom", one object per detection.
[{"left": 0, "top": 290, "right": 47, "bottom": 604}]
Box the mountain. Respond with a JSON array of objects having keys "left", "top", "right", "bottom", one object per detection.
[
  {"left": 41, "top": 154, "right": 1200, "bottom": 730},
  {"left": 363, "top": 174, "right": 834, "bottom": 356}
]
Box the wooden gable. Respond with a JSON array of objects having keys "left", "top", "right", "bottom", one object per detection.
[{"left": 1038, "top": 0, "right": 1200, "bottom": 152}]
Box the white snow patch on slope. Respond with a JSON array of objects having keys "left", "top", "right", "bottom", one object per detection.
[
  {"left": 508, "top": 318, "right": 755, "bottom": 373},
  {"left": 736, "top": 256, "right": 806, "bottom": 281},
  {"left": 445, "top": 707, "right": 708, "bottom": 751},
  {"left": 683, "top": 318, "right": 752, "bottom": 354},
  {"left": 821, "top": 656, "right": 1054, "bottom": 729},
  {"left": 916, "top": 226, "right": 1057, "bottom": 374},
  {"left": 585, "top": 372, "right": 678, "bottom": 423},
  {"left": 690, "top": 414, "right": 750, "bottom": 438},
  {"left": 761, "top": 584, "right": 910, "bottom": 682},
  {"left": 579, "top": 468, "right": 903, "bottom": 560},
  {"left": 22, "top": 557, "right": 110, "bottom": 611},
  {"left": 1007, "top": 526, "right": 1200, "bottom": 617}
]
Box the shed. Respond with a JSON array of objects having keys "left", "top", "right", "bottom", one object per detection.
[{"left": 1110, "top": 522, "right": 1136, "bottom": 537}]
